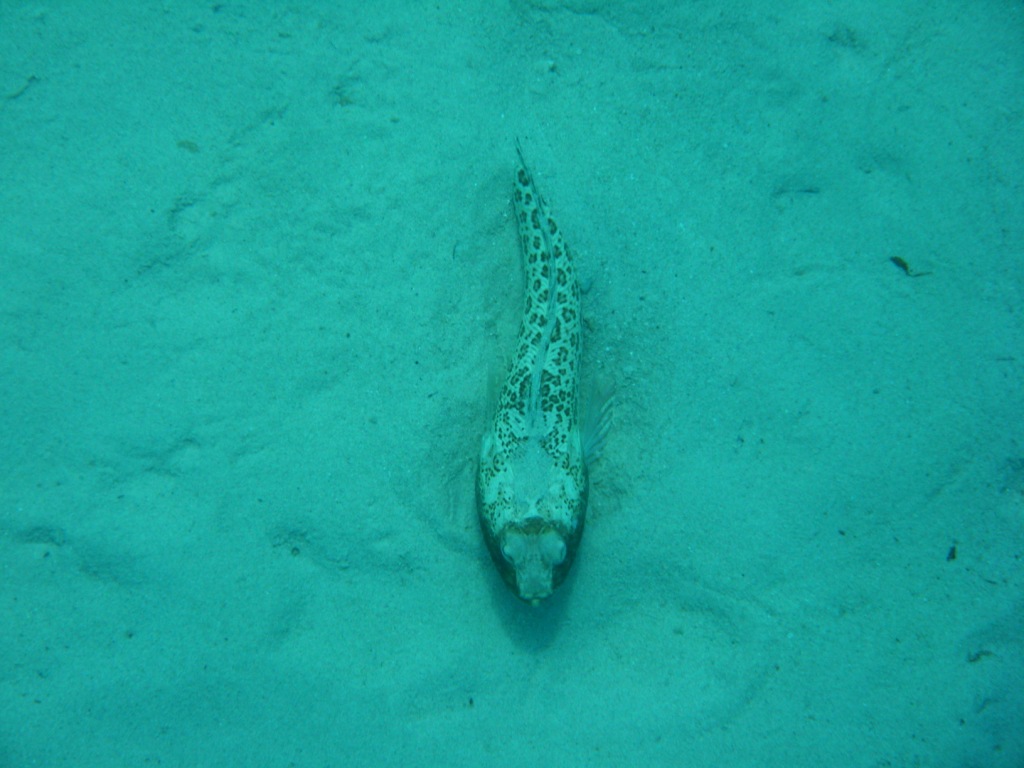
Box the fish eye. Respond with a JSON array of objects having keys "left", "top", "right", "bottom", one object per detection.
[
  {"left": 540, "top": 532, "right": 566, "bottom": 564},
  {"left": 501, "top": 532, "right": 526, "bottom": 562}
]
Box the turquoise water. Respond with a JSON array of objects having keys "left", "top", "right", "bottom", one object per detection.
[{"left": 1, "top": 2, "right": 1021, "bottom": 766}]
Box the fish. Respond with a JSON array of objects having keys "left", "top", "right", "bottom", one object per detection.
[{"left": 477, "top": 144, "right": 608, "bottom": 603}]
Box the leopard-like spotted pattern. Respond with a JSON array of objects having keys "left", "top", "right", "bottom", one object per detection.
[{"left": 477, "top": 145, "right": 588, "bottom": 603}]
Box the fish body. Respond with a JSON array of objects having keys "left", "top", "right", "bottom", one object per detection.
[{"left": 477, "top": 147, "right": 591, "bottom": 603}]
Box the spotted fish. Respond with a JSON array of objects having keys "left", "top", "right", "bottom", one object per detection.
[{"left": 477, "top": 145, "right": 606, "bottom": 603}]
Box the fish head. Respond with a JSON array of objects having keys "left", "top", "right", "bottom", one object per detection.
[{"left": 500, "top": 518, "right": 567, "bottom": 604}]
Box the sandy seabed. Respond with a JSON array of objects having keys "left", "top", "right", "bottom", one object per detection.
[{"left": 1, "top": 2, "right": 1022, "bottom": 766}]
